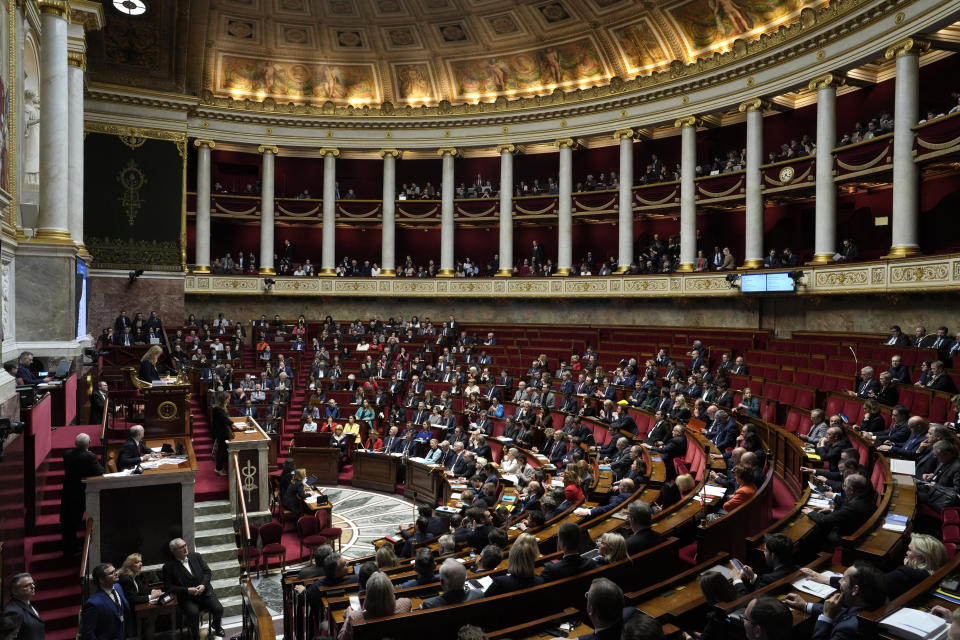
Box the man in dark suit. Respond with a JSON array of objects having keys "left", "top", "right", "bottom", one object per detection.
[
  {"left": 114, "top": 311, "right": 131, "bottom": 334},
  {"left": 541, "top": 522, "right": 593, "bottom": 581},
  {"left": 420, "top": 559, "right": 483, "bottom": 609},
  {"left": 804, "top": 474, "right": 875, "bottom": 547},
  {"left": 783, "top": 562, "right": 886, "bottom": 640},
  {"left": 918, "top": 440, "right": 960, "bottom": 512},
  {"left": 648, "top": 425, "right": 688, "bottom": 474},
  {"left": 381, "top": 426, "right": 401, "bottom": 453},
  {"left": 117, "top": 425, "right": 156, "bottom": 470},
  {"left": 850, "top": 366, "right": 881, "bottom": 399},
  {"left": 884, "top": 325, "right": 910, "bottom": 347},
  {"left": 4, "top": 573, "right": 45, "bottom": 640},
  {"left": 712, "top": 411, "right": 740, "bottom": 452},
  {"left": 731, "top": 533, "right": 798, "bottom": 596},
  {"left": 465, "top": 508, "right": 494, "bottom": 551},
  {"left": 624, "top": 501, "right": 663, "bottom": 555},
  {"left": 643, "top": 410, "right": 671, "bottom": 445},
  {"left": 60, "top": 433, "right": 104, "bottom": 556},
  {"left": 80, "top": 563, "right": 130, "bottom": 640},
  {"left": 866, "top": 405, "right": 910, "bottom": 444},
  {"left": 740, "top": 596, "right": 793, "bottom": 640},
  {"left": 929, "top": 326, "right": 955, "bottom": 352},
  {"left": 815, "top": 427, "right": 852, "bottom": 472},
  {"left": 580, "top": 577, "right": 628, "bottom": 640},
  {"left": 162, "top": 538, "right": 225, "bottom": 640},
  {"left": 89, "top": 381, "right": 113, "bottom": 426},
  {"left": 576, "top": 479, "right": 634, "bottom": 518},
  {"left": 449, "top": 442, "right": 468, "bottom": 476}
]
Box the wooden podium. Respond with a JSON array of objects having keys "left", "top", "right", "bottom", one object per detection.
[
  {"left": 129, "top": 370, "right": 192, "bottom": 437},
  {"left": 404, "top": 458, "right": 445, "bottom": 503},
  {"left": 227, "top": 417, "right": 272, "bottom": 525},
  {"left": 85, "top": 436, "right": 198, "bottom": 568},
  {"left": 352, "top": 451, "right": 401, "bottom": 493}
]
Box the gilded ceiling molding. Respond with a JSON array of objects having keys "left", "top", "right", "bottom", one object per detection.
[
  {"left": 38, "top": 0, "right": 70, "bottom": 19},
  {"left": 737, "top": 98, "right": 771, "bottom": 113},
  {"left": 674, "top": 116, "right": 702, "bottom": 129},
  {"left": 884, "top": 37, "right": 931, "bottom": 59},
  {"left": 496, "top": 144, "right": 516, "bottom": 155},
  {"left": 613, "top": 129, "right": 635, "bottom": 141},
  {"left": 68, "top": 0, "right": 104, "bottom": 31},
  {"left": 318, "top": 148, "right": 341, "bottom": 158},
  {"left": 436, "top": 148, "right": 458, "bottom": 157},
  {"left": 257, "top": 145, "right": 279, "bottom": 155},
  {"left": 193, "top": 139, "right": 216, "bottom": 149},
  {"left": 807, "top": 72, "right": 846, "bottom": 91},
  {"left": 554, "top": 138, "right": 576, "bottom": 149},
  {"left": 379, "top": 149, "right": 401, "bottom": 158},
  {"left": 84, "top": 121, "right": 187, "bottom": 145}
]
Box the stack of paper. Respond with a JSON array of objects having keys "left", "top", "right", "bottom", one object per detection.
[
  {"left": 890, "top": 459, "right": 916, "bottom": 475},
  {"left": 701, "top": 485, "right": 727, "bottom": 498},
  {"left": 879, "top": 608, "right": 948, "bottom": 640},
  {"left": 807, "top": 497, "right": 832, "bottom": 509},
  {"left": 883, "top": 513, "right": 908, "bottom": 532},
  {"left": 791, "top": 578, "right": 836, "bottom": 598}
]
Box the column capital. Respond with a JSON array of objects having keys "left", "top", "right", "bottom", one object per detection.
[
  {"left": 379, "top": 148, "right": 401, "bottom": 159},
  {"left": 885, "top": 37, "right": 930, "bottom": 60},
  {"left": 318, "top": 147, "right": 340, "bottom": 158},
  {"left": 496, "top": 143, "right": 516, "bottom": 155},
  {"left": 674, "top": 116, "right": 702, "bottom": 129},
  {"left": 69, "top": 0, "right": 105, "bottom": 31},
  {"left": 257, "top": 145, "right": 279, "bottom": 155},
  {"left": 194, "top": 139, "right": 216, "bottom": 149},
  {"left": 613, "top": 129, "right": 635, "bottom": 141},
  {"left": 436, "top": 147, "right": 459, "bottom": 157},
  {"left": 808, "top": 72, "right": 845, "bottom": 91},
  {"left": 554, "top": 138, "right": 576, "bottom": 149},
  {"left": 67, "top": 52, "right": 86, "bottom": 70},
  {"left": 38, "top": 0, "right": 70, "bottom": 18},
  {"left": 737, "top": 98, "right": 771, "bottom": 113}
]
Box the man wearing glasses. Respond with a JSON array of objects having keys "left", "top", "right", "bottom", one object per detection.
[
  {"left": 162, "top": 538, "right": 225, "bottom": 640},
  {"left": 3, "top": 573, "right": 45, "bottom": 640},
  {"left": 80, "top": 563, "right": 130, "bottom": 640}
]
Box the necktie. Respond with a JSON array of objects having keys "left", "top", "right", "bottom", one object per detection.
[{"left": 111, "top": 589, "right": 124, "bottom": 622}]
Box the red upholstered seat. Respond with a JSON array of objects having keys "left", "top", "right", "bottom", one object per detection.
[
  {"left": 943, "top": 508, "right": 960, "bottom": 526},
  {"left": 259, "top": 521, "right": 286, "bottom": 574},
  {"left": 236, "top": 524, "right": 261, "bottom": 576},
  {"left": 297, "top": 515, "right": 327, "bottom": 560},
  {"left": 943, "top": 524, "right": 960, "bottom": 545},
  {"left": 771, "top": 476, "right": 795, "bottom": 520},
  {"left": 678, "top": 541, "right": 698, "bottom": 566}
]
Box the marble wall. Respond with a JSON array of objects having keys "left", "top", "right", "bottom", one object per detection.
[
  {"left": 16, "top": 252, "right": 77, "bottom": 342},
  {"left": 88, "top": 272, "right": 185, "bottom": 336}
]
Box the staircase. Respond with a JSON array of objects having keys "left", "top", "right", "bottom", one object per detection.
[{"left": 194, "top": 500, "right": 244, "bottom": 619}]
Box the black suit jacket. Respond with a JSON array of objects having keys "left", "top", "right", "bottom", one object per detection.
[
  {"left": 90, "top": 390, "right": 113, "bottom": 426},
  {"left": 625, "top": 528, "right": 664, "bottom": 555},
  {"left": 932, "top": 458, "right": 960, "bottom": 492},
  {"left": 484, "top": 574, "right": 543, "bottom": 597},
  {"left": 541, "top": 554, "right": 592, "bottom": 582},
  {"left": 808, "top": 494, "right": 874, "bottom": 538},
  {"left": 4, "top": 598, "right": 45, "bottom": 640},
  {"left": 162, "top": 553, "right": 215, "bottom": 599},
  {"left": 734, "top": 563, "right": 798, "bottom": 596},
  {"left": 117, "top": 438, "right": 150, "bottom": 470},
  {"left": 61, "top": 448, "right": 105, "bottom": 519}
]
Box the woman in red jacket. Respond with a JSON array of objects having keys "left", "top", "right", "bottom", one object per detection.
[{"left": 723, "top": 465, "right": 757, "bottom": 512}]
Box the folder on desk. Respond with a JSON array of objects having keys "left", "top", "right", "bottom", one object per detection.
[{"left": 880, "top": 608, "right": 948, "bottom": 640}]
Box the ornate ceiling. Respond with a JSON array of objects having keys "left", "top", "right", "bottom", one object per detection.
[{"left": 87, "top": 0, "right": 828, "bottom": 105}]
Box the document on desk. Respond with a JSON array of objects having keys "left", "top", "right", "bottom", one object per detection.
[
  {"left": 807, "top": 497, "right": 832, "bottom": 509},
  {"left": 880, "top": 607, "right": 948, "bottom": 640},
  {"left": 791, "top": 578, "right": 836, "bottom": 598},
  {"left": 701, "top": 484, "right": 727, "bottom": 498},
  {"left": 305, "top": 495, "right": 319, "bottom": 504},
  {"left": 889, "top": 459, "right": 916, "bottom": 476},
  {"left": 104, "top": 470, "right": 134, "bottom": 477},
  {"left": 468, "top": 576, "right": 493, "bottom": 591},
  {"left": 244, "top": 429, "right": 257, "bottom": 434}
]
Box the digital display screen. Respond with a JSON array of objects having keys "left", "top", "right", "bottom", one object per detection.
[
  {"left": 76, "top": 258, "right": 88, "bottom": 339},
  {"left": 739, "top": 272, "right": 796, "bottom": 293}
]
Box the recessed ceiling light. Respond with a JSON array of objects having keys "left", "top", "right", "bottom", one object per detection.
[{"left": 113, "top": 0, "right": 147, "bottom": 16}]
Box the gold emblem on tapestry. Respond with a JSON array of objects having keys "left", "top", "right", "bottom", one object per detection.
[{"left": 117, "top": 159, "right": 147, "bottom": 226}]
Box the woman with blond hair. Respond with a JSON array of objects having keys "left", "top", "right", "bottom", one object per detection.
[
  {"left": 138, "top": 344, "right": 163, "bottom": 382},
  {"left": 484, "top": 533, "right": 543, "bottom": 596},
  {"left": 593, "top": 532, "right": 628, "bottom": 565},
  {"left": 375, "top": 543, "right": 398, "bottom": 569},
  {"left": 339, "top": 571, "right": 412, "bottom": 640},
  {"left": 118, "top": 552, "right": 163, "bottom": 636}
]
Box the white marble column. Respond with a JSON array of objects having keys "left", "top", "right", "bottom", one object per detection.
[
  {"left": 496, "top": 144, "right": 515, "bottom": 277},
  {"left": 35, "top": 2, "right": 71, "bottom": 245},
  {"left": 257, "top": 145, "right": 278, "bottom": 275},
  {"left": 192, "top": 140, "right": 215, "bottom": 273},
  {"left": 740, "top": 99, "right": 768, "bottom": 269},
  {"left": 614, "top": 129, "right": 634, "bottom": 273},
  {"left": 379, "top": 149, "right": 400, "bottom": 276},
  {"left": 67, "top": 53, "right": 86, "bottom": 257},
  {"left": 319, "top": 148, "right": 339, "bottom": 276},
  {"left": 675, "top": 116, "right": 700, "bottom": 272},
  {"left": 886, "top": 38, "right": 928, "bottom": 258},
  {"left": 437, "top": 148, "right": 458, "bottom": 277},
  {"left": 555, "top": 138, "right": 574, "bottom": 276},
  {"left": 808, "top": 73, "right": 843, "bottom": 264}
]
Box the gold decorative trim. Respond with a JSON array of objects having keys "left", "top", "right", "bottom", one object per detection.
[
  {"left": 436, "top": 147, "right": 458, "bottom": 157},
  {"left": 808, "top": 253, "right": 835, "bottom": 265},
  {"left": 318, "top": 148, "right": 341, "bottom": 158},
  {"left": 496, "top": 144, "right": 516, "bottom": 155},
  {"left": 674, "top": 116, "right": 702, "bottom": 129},
  {"left": 68, "top": 0, "right": 104, "bottom": 31},
  {"left": 33, "top": 229, "right": 78, "bottom": 245},
  {"left": 259, "top": 267, "right": 276, "bottom": 275},
  {"left": 553, "top": 268, "right": 571, "bottom": 276},
  {"left": 193, "top": 265, "right": 211, "bottom": 274},
  {"left": 615, "top": 265, "right": 630, "bottom": 274},
  {"left": 808, "top": 72, "right": 846, "bottom": 91},
  {"left": 697, "top": 178, "right": 744, "bottom": 199},
  {"left": 379, "top": 149, "right": 401, "bottom": 158},
  {"left": 613, "top": 129, "right": 635, "bottom": 141},
  {"left": 67, "top": 52, "right": 86, "bottom": 70},
  {"left": 737, "top": 98, "right": 770, "bottom": 113},
  {"left": 835, "top": 143, "right": 891, "bottom": 172},
  {"left": 554, "top": 138, "right": 576, "bottom": 149},
  {"left": 884, "top": 245, "right": 920, "bottom": 259},
  {"left": 257, "top": 145, "right": 279, "bottom": 155},
  {"left": 884, "top": 37, "right": 930, "bottom": 59},
  {"left": 378, "top": 269, "right": 397, "bottom": 277},
  {"left": 675, "top": 263, "right": 694, "bottom": 273},
  {"left": 194, "top": 139, "right": 216, "bottom": 149},
  {"left": 38, "top": 0, "right": 69, "bottom": 19},
  {"left": 495, "top": 269, "right": 513, "bottom": 277},
  {"left": 436, "top": 269, "right": 454, "bottom": 277},
  {"left": 318, "top": 268, "right": 336, "bottom": 276},
  {"left": 741, "top": 259, "right": 763, "bottom": 269}
]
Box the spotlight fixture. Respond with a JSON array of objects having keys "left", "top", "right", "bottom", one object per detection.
[
  {"left": 787, "top": 270, "right": 805, "bottom": 284},
  {"left": 263, "top": 278, "right": 276, "bottom": 289},
  {"left": 725, "top": 273, "right": 740, "bottom": 289},
  {"left": 128, "top": 269, "right": 144, "bottom": 283}
]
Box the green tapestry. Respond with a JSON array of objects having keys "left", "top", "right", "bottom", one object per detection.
[{"left": 83, "top": 128, "right": 186, "bottom": 271}]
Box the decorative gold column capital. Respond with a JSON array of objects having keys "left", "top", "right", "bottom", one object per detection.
[
  {"left": 69, "top": 0, "right": 105, "bottom": 31},
  {"left": 194, "top": 138, "right": 216, "bottom": 149},
  {"left": 437, "top": 147, "right": 459, "bottom": 157},
  {"left": 613, "top": 129, "right": 635, "bottom": 141},
  {"left": 38, "top": 0, "right": 70, "bottom": 19},
  {"left": 884, "top": 37, "right": 930, "bottom": 60},
  {"left": 808, "top": 73, "right": 845, "bottom": 91},
  {"left": 738, "top": 98, "right": 770, "bottom": 113},
  {"left": 496, "top": 144, "right": 516, "bottom": 155},
  {"left": 379, "top": 148, "right": 401, "bottom": 159},
  {"left": 67, "top": 52, "right": 87, "bottom": 70},
  {"left": 257, "top": 145, "right": 279, "bottom": 155},
  {"left": 674, "top": 116, "right": 702, "bottom": 129},
  {"left": 318, "top": 147, "right": 340, "bottom": 158},
  {"left": 554, "top": 138, "right": 576, "bottom": 149}
]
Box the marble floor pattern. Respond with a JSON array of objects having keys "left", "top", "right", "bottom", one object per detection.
[{"left": 224, "top": 487, "right": 415, "bottom": 636}]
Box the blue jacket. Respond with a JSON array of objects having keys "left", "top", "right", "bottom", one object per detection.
[{"left": 81, "top": 587, "right": 130, "bottom": 640}]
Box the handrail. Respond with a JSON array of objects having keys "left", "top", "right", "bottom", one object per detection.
[
  {"left": 240, "top": 576, "right": 276, "bottom": 640},
  {"left": 233, "top": 451, "right": 252, "bottom": 576},
  {"left": 79, "top": 517, "right": 94, "bottom": 605}
]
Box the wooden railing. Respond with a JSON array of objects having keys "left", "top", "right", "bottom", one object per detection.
[
  {"left": 79, "top": 517, "right": 94, "bottom": 605},
  {"left": 240, "top": 576, "right": 276, "bottom": 640},
  {"left": 233, "top": 451, "right": 253, "bottom": 576}
]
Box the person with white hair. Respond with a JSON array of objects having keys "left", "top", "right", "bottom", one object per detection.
[
  {"left": 850, "top": 365, "right": 880, "bottom": 399},
  {"left": 162, "top": 538, "right": 225, "bottom": 640},
  {"left": 60, "top": 433, "right": 104, "bottom": 556},
  {"left": 420, "top": 559, "right": 483, "bottom": 608},
  {"left": 117, "top": 425, "right": 156, "bottom": 470}
]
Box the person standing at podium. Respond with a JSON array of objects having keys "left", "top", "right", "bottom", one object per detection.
[
  {"left": 212, "top": 392, "right": 238, "bottom": 477},
  {"left": 117, "top": 426, "right": 157, "bottom": 470},
  {"left": 138, "top": 346, "right": 163, "bottom": 382}
]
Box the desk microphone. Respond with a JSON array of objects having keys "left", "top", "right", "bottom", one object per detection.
[{"left": 132, "top": 464, "right": 143, "bottom": 475}]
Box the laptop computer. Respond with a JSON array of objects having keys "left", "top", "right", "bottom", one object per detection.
[
  {"left": 54, "top": 360, "right": 71, "bottom": 379},
  {"left": 305, "top": 475, "right": 318, "bottom": 487}
]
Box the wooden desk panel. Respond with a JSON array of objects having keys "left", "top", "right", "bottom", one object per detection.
[
  {"left": 405, "top": 459, "right": 444, "bottom": 503},
  {"left": 352, "top": 451, "right": 401, "bottom": 493},
  {"left": 290, "top": 447, "right": 340, "bottom": 486}
]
